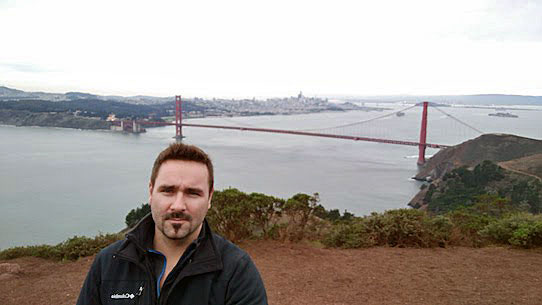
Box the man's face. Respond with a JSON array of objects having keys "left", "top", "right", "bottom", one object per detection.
[{"left": 149, "top": 160, "right": 213, "bottom": 243}]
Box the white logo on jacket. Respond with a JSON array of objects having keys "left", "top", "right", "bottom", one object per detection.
[
  {"left": 110, "top": 286, "right": 143, "bottom": 300},
  {"left": 110, "top": 293, "right": 135, "bottom": 299}
]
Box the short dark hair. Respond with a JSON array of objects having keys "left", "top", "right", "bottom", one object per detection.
[{"left": 150, "top": 143, "right": 214, "bottom": 191}]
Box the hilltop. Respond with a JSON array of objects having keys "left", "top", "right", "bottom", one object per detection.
[
  {"left": 409, "top": 134, "right": 542, "bottom": 210},
  {"left": 414, "top": 134, "right": 542, "bottom": 181}
]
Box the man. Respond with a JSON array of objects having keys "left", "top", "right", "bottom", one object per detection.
[{"left": 77, "top": 143, "right": 268, "bottom": 305}]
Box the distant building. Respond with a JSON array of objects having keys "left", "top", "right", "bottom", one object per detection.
[{"left": 106, "top": 114, "right": 118, "bottom": 121}]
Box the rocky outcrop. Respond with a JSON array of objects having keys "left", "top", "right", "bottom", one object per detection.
[{"left": 0, "top": 263, "right": 21, "bottom": 281}]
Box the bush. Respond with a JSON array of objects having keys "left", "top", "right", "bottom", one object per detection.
[
  {"left": 58, "top": 234, "right": 122, "bottom": 260},
  {"left": 481, "top": 213, "right": 542, "bottom": 248},
  {"left": 323, "top": 209, "right": 451, "bottom": 248},
  {"left": 371, "top": 209, "right": 450, "bottom": 247},
  {"left": 246, "top": 192, "right": 285, "bottom": 239},
  {"left": 322, "top": 219, "right": 376, "bottom": 248},
  {"left": 446, "top": 209, "right": 494, "bottom": 247},
  {"left": 207, "top": 188, "right": 255, "bottom": 242},
  {"left": 0, "top": 233, "right": 122, "bottom": 261},
  {"left": 283, "top": 193, "right": 321, "bottom": 241},
  {"left": 125, "top": 203, "right": 151, "bottom": 228}
]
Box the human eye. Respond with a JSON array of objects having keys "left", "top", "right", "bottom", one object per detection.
[
  {"left": 159, "top": 186, "right": 175, "bottom": 195},
  {"left": 186, "top": 189, "right": 202, "bottom": 197}
]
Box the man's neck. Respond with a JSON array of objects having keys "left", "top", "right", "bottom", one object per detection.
[
  {"left": 153, "top": 224, "right": 202, "bottom": 259},
  {"left": 152, "top": 224, "right": 203, "bottom": 289}
]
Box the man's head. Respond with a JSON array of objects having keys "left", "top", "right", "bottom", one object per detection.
[
  {"left": 148, "top": 143, "right": 214, "bottom": 244},
  {"left": 150, "top": 143, "right": 214, "bottom": 192}
]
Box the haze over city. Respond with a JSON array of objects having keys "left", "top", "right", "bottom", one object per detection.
[{"left": 1, "top": 0, "right": 541, "bottom": 99}]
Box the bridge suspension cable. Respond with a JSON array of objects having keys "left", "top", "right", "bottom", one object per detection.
[
  {"left": 431, "top": 106, "right": 484, "bottom": 134},
  {"left": 298, "top": 104, "right": 418, "bottom": 132}
]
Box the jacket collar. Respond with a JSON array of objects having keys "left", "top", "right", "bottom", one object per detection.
[{"left": 118, "top": 213, "right": 223, "bottom": 275}]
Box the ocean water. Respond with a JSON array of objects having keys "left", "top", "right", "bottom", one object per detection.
[{"left": 1, "top": 104, "right": 540, "bottom": 249}]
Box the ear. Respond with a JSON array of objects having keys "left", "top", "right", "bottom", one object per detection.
[
  {"left": 148, "top": 182, "right": 154, "bottom": 204},
  {"left": 207, "top": 188, "right": 214, "bottom": 209}
]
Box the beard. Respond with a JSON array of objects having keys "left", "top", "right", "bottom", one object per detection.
[{"left": 158, "top": 211, "right": 196, "bottom": 240}]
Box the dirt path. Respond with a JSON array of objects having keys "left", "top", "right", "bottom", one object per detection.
[
  {"left": 499, "top": 162, "right": 542, "bottom": 182},
  {"left": 1, "top": 241, "right": 542, "bottom": 305}
]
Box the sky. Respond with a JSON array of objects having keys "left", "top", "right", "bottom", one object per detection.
[{"left": 1, "top": 0, "right": 541, "bottom": 98}]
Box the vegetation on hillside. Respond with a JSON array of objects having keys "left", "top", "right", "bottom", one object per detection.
[
  {"left": 414, "top": 134, "right": 542, "bottom": 182},
  {"left": 424, "top": 160, "right": 542, "bottom": 214},
  {"left": 0, "top": 234, "right": 122, "bottom": 261},
  {"left": 2, "top": 174, "right": 541, "bottom": 261},
  {"left": 0, "top": 109, "right": 112, "bottom": 129},
  {"left": 0, "top": 99, "right": 206, "bottom": 120}
]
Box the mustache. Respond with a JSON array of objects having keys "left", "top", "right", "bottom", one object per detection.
[{"left": 165, "top": 212, "right": 192, "bottom": 221}]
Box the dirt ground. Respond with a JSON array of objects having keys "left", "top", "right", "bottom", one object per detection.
[{"left": 1, "top": 240, "right": 541, "bottom": 305}]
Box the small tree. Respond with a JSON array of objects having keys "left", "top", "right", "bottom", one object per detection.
[
  {"left": 207, "top": 188, "right": 254, "bottom": 242},
  {"left": 283, "top": 193, "right": 320, "bottom": 241},
  {"left": 247, "top": 192, "right": 285, "bottom": 239},
  {"left": 125, "top": 203, "right": 150, "bottom": 228}
]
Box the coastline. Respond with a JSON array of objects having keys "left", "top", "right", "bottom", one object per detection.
[{"left": 0, "top": 107, "right": 390, "bottom": 131}]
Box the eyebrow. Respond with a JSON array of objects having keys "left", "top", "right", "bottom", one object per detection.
[
  {"left": 156, "top": 184, "right": 205, "bottom": 194},
  {"left": 157, "top": 185, "right": 177, "bottom": 192},
  {"left": 185, "top": 187, "right": 204, "bottom": 195}
]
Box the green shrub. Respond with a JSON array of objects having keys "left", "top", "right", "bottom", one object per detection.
[
  {"left": 371, "top": 209, "right": 450, "bottom": 247},
  {"left": 125, "top": 203, "right": 151, "bottom": 228},
  {"left": 0, "top": 233, "right": 122, "bottom": 261},
  {"left": 446, "top": 209, "right": 494, "bottom": 246},
  {"left": 246, "top": 192, "right": 285, "bottom": 239},
  {"left": 314, "top": 207, "right": 341, "bottom": 222},
  {"left": 322, "top": 219, "right": 376, "bottom": 248},
  {"left": 283, "top": 193, "right": 321, "bottom": 241},
  {"left": 58, "top": 234, "right": 122, "bottom": 260},
  {"left": 207, "top": 188, "right": 255, "bottom": 242},
  {"left": 481, "top": 213, "right": 542, "bottom": 248},
  {"left": 323, "top": 209, "right": 451, "bottom": 249},
  {"left": 428, "top": 215, "right": 454, "bottom": 247},
  {"left": 0, "top": 245, "right": 58, "bottom": 260}
]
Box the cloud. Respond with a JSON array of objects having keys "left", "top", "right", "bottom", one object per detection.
[
  {"left": 0, "top": 0, "right": 17, "bottom": 9},
  {"left": 1, "top": 0, "right": 541, "bottom": 96},
  {"left": 464, "top": 0, "right": 542, "bottom": 42},
  {"left": 0, "top": 62, "right": 54, "bottom": 73}
]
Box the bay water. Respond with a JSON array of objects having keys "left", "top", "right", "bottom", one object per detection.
[{"left": 1, "top": 104, "right": 541, "bottom": 250}]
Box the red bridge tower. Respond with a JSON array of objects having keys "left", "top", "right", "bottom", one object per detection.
[
  {"left": 417, "top": 101, "right": 429, "bottom": 165},
  {"left": 175, "top": 95, "right": 183, "bottom": 140}
]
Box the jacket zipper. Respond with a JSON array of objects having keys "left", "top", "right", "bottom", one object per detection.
[{"left": 114, "top": 253, "right": 159, "bottom": 305}]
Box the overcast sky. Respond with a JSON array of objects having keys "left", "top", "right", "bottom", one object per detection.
[{"left": 1, "top": 0, "right": 541, "bottom": 98}]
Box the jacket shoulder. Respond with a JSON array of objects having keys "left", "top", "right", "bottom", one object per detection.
[
  {"left": 210, "top": 234, "right": 268, "bottom": 304},
  {"left": 97, "top": 239, "right": 126, "bottom": 257},
  {"left": 91, "top": 239, "right": 128, "bottom": 268},
  {"left": 211, "top": 233, "right": 250, "bottom": 262}
]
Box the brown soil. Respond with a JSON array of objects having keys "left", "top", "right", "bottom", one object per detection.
[
  {"left": 499, "top": 153, "right": 542, "bottom": 181},
  {"left": 1, "top": 241, "right": 542, "bottom": 305}
]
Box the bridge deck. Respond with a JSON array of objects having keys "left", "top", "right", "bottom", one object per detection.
[{"left": 137, "top": 121, "right": 449, "bottom": 149}]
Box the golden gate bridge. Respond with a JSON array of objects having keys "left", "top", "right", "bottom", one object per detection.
[{"left": 116, "top": 95, "right": 484, "bottom": 165}]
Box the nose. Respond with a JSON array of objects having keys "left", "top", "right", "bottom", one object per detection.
[{"left": 170, "top": 192, "right": 187, "bottom": 211}]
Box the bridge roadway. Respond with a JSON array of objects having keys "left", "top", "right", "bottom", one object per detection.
[{"left": 137, "top": 121, "right": 449, "bottom": 149}]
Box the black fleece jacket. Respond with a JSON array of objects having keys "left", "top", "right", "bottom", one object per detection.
[{"left": 76, "top": 214, "right": 267, "bottom": 305}]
